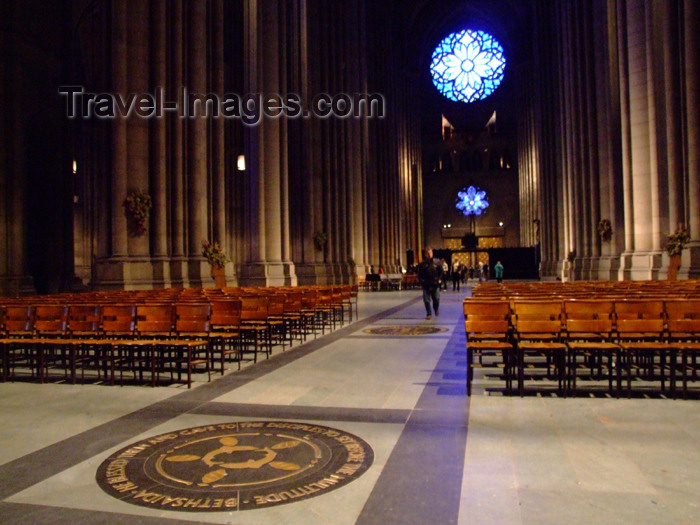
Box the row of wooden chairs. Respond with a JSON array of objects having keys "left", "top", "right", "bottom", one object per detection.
[
  {"left": 464, "top": 298, "right": 700, "bottom": 398},
  {"left": 0, "top": 285, "right": 358, "bottom": 388},
  {"left": 473, "top": 280, "right": 700, "bottom": 301}
]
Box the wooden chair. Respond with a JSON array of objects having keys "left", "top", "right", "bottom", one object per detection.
[
  {"left": 168, "top": 303, "right": 212, "bottom": 388},
  {"left": 665, "top": 299, "right": 700, "bottom": 398},
  {"left": 208, "top": 298, "right": 243, "bottom": 372},
  {"left": 350, "top": 284, "right": 359, "bottom": 320},
  {"left": 300, "top": 288, "right": 321, "bottom": 339},
  {"left": 240, "top": 295, "right": 271, "bottom": 363},
  {"left": 563, "top": 300, "right": 621, "bottom": 396},
  {"left": 615, "top": 301, "right": 676, "bottom": 397},
  {"left": 463, "top": 299, "right": 514, "bottom": 395},
  {"left": 67, "top": 304, "right": 103, "bottom": 383},
  {"left": 101, "top": 304, "right": 138, "bottom": 385},
  {"left": 280, "top": 290, "right": 305, "bottom": 345},
  {"left": 3, "top": 305, "right": 36, "bottom": 381},
  {"left": 265, "top": 293, "right": 288, "bottom": 350},
  {"left": 32, "top": 304, "right": 70, "bottom": 383},
  {"left": 338, "top": 285, "right": 354, "bottom": 325},
  {"left": 513, "top": 301, "right": 567, "bottom": 396}
]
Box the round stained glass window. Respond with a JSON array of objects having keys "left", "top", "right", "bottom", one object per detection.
[
  {"left": 456, "top": 186, "right": 489, "bottom": 216},
  {"left": 430, "top": 29, "right": 506, "bottom": 103}
]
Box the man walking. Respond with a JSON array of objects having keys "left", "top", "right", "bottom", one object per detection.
[{"left": 418, "top": 246, "right": 443, "bottom": 319}]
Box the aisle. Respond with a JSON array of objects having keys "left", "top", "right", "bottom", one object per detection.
[{"left": 0, "top": 290, "right": 469, "bottom": 525}]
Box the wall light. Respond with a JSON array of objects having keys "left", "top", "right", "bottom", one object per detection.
[{"left": 237, "top": 155, "right": 246, "bottom": 171}]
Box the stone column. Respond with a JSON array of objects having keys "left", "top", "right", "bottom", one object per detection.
[
  {"left": 0, "top": 24, "right": 34, "bottom": 295},
  {"left": 210, "top": 0, "right": 229, "bottom": 284},
  {"left": 187, "top": 0, "right": 208, "bottom": 284},
  {"left": 682, "top": 0, "right": 700, "bottom": 277},
  {"left": 111, "top": 0, "right": 128, "bottom": 259},
  {"left": 169, "top": 0, "right": 187, "bottom": 285},
  {"left": 150, "top": 0, "right": 169, "bottom": 286},
  {"left": 241, "top": 0, "right": 296, "bottom": 286}
]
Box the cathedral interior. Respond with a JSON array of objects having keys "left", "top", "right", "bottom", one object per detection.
[
  {"left": 2, "top": 3, "right": 700, "bottom": 525},
  {"left": 0, "top": 0, "right": 698, "bottom": 293}
]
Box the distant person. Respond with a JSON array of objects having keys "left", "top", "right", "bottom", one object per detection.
[
  {"left": 452, "top": 260, "right": 461, "bottom": 291},
  {"left": 494, "top": 260, "right": 504, "bottom": 283},
  {"left": 468, "top": 266, "right": 474, "bottom": 281},
  {"left": 483, "top": 263, "right": 489, "bottom": 281},
  {"left": 440, "top": 258, "right": 449, "bottom": 290},
  {"left": 418, "top": 247, "right": 443, "bottom": 319}
]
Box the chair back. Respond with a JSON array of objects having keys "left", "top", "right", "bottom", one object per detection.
[
  {"left": 175, "top": 303, "right": 211, "bottom": 334},
  {"left": 68, "top": 304, "right": 101, "bottom": 334},
  {"left": 209, "top": 298, "right": 241, "bottom": 329},
  {"left": 463, "top": 300, "right": 510, "bottom": 320},
  {"left": 241, "top": 295, "right": 269, "bottom": 323},
  {"left": 33, "top": 304, "right": 69, "bottom": 335},
  {"left": 101, "top": 304, "right": 136, "bottom": 335},
  {"left": 136, "top": 304, "right": 174, "bottom": 336},
  {"left": 3, "top": 305, "right": 35, "bottom": 333}
]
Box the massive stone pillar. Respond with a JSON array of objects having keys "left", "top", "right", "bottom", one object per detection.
[
  {"left": 681, "top": 0, "right": 700, "bottom": 277},
  {"left": 240, "top": 0, "right": 296, "bottom": 286},
  {"left": 169, "top": 0, "right": 187, "bottom": 285},
  {"left": 0, "top": 17, "right": 34, "bottom": 296},
  {"left": 150, "top": 0, "right": 170, "bottom": 286},
  {"left": 186, "top": 0, "right": 209, "bottom": 285}
]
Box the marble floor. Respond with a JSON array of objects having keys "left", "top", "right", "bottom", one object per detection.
[{"left": 1, "top": 288, "right": 699, "bottom": 524}]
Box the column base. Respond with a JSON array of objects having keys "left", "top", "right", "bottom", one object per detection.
[
  {"left": 239, "top": 261, "right": 297, "bottom": 287},
  {"left": 618, "top": 251, "right": 664, "bottom": 281},
  {"left": 294, "top": 263, "right": 335, "bottom": 285},
  {"left": 0, "top": 274, "right": 36, "bottom": 297},
  {"left": 673, "top": 242, "right": 700, "bottom": 279},
  {"left": 92, "top": 256, "right": 216, "bottom": 290},
  {"left": 591, "top": 256, "right": 622, "bottom": 280}
]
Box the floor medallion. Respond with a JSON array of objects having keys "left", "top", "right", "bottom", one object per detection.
[{"left": 96, "top": 421, "right": 374, "bottom": 511}]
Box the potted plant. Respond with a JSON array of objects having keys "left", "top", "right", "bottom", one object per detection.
[
  {"left": 597, "top": 219, "right": 613, "bottom": 243},
  {"left": 314, "top": 231, "right": 329, "bottom": 252},
  {"left": 201, "top": 239, "right": 228, "bottom": 287},
  {"left": 124, "top": 189, "right": 152, "bottom": 235},
  {"left": 665, "top": 224, "right": 690, "bottom": 281}
]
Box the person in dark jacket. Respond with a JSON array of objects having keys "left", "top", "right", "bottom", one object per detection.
[{"left": 418, "top": 247, "right": 443, "bottom": 319}]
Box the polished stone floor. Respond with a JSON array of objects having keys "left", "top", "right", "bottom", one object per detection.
[{"left": 1, "top": 288, "right": 699, "bottom": 524}]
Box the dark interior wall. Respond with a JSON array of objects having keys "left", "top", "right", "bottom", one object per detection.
[
  {"left": 422, "top": 166, "right": 520, "bottom": 250},
  {"left": 1, "top": 0, "right": 75, "bottom": 295}
]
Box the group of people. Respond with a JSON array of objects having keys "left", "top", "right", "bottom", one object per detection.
[{"left": 417, "top": 247, "right": 504, "bottom": 319}]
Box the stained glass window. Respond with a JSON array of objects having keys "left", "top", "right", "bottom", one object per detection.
[
  {"left": 456, "top": 186, "right": 489, "bottom": 216},
  {"left": 430, "top": 29, "right": 506, "bottom": 103}
]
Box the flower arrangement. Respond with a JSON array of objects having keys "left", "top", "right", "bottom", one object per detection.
[
  {"left": 314, "top": 231, "right": 329, "bottom": 251},
  {"left": 201, "top": 239, "right": 228, "bottom": 268},
  {"left": 665, "top": 224, "right": 691, "bottom": 256},
  {"left": 597, "top": 219, "right": 612, "bottom": 242},
  {"left": 124, "top": 189, "right": 152, "bottom": 235}
]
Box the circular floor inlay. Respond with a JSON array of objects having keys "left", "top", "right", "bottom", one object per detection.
[
  {"left": 96, "top": 421, "right": 373, "bottom": 512},
  {"left": 363, "top": 326, "right": 449, "bottom": 336}
]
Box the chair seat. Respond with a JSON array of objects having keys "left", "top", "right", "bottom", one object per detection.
[
  {"left": 467, "top": 341, "right": 513, "bottom": 350},
  {"left": 518, "top": 342, "right": 567, "bottom": 350},
  {"left": 567, "top": 342, "right": 620, "bottom": 350}
]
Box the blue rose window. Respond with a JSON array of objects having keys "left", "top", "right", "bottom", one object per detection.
[
  {"left": 430, "top": 29, "right": 506, "bottom": 103},
  {"left": 456, "top": 186, "right": 489, "bottom": 216}
]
